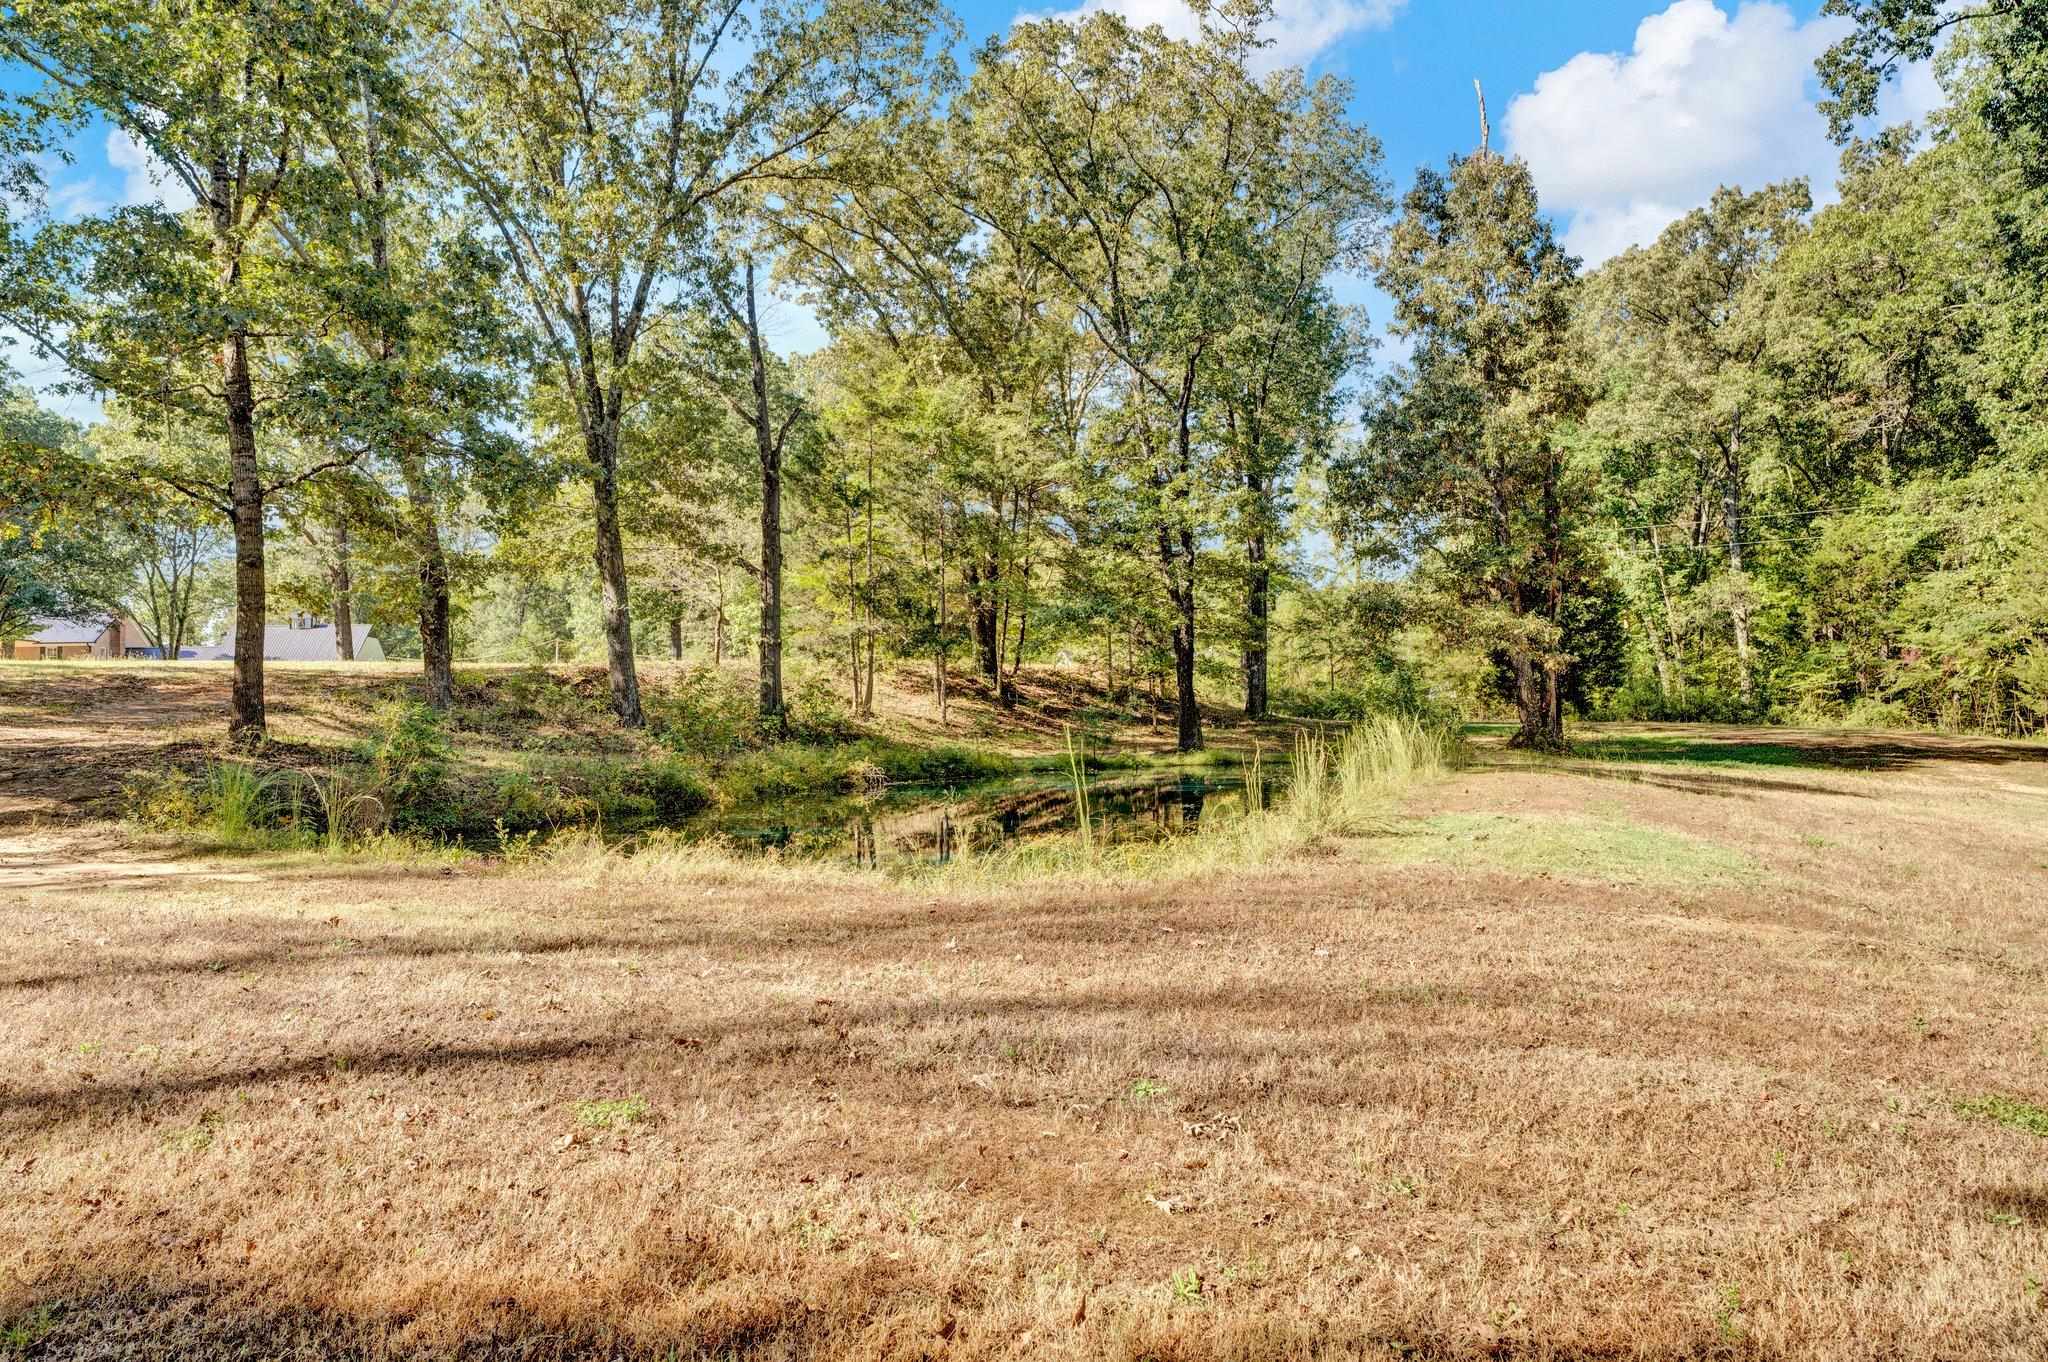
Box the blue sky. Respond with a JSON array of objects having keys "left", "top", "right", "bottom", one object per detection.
[{"left": 11, "top": 0, "right": 1943, "bottom": 402}]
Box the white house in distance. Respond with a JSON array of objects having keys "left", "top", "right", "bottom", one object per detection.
[{"left": 200, "top": 612, "right": 384, "bottom": 662}]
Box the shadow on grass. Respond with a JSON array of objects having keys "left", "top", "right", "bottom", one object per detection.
[
  {"left": 0, "top": 1278, "right": 841, "bottom": 1362},
  {"left": 0, "top": 1276, "right": 1811, "bottom": 1362},
  {"left": 1456, "top": 752, "right": 1865, "bottom": 801},
  {"left": 1569, "top": 728, "right": 2048, "bottom": 773},
  {"left": 1965, "top": 1184, "right": 2048, "bottom": 1227},
  {"left": 0, "top": 971, "right": 1544, "bottom": 1125}
]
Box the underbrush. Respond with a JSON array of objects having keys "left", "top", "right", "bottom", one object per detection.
[
  {"left": 120, "top": 696, "right": 1023, "bottom": 852},
  {"left": 534, "top": 713, "right": 1462, "bottom": 890}
]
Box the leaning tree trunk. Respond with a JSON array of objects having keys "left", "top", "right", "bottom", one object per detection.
[
  {"left": 585, "top": 410, "right": 643, "bottom": 726},
  {"left": 223, "top": 330, "right": 266, "bottom": 742},
  {"left": 330, "top": 517, "right": 355, "bottom": 661}
]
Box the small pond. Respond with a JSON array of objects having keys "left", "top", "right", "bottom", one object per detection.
[{"left": 683, "top": 764, "right": 1288, "bottom": 866}]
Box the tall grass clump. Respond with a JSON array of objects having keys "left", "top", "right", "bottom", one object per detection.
[
  {"left": 1287, "top": 729, "right": 1332, "bottom": 829},
  {"left": 303, "top": 767, "right": 386, "bottom": 855},
  {"left": 1331, "top": 713, "right": 1459, "bottom": 817},
  {"left": 1065, "top": 725, "right": 1095, "bottom": 857},
  {"left": 936, "top": 715, "right": 1461, "bottom": 889},
  {"left": 206, "top": 761, "right": 275, "bottom": 843}
]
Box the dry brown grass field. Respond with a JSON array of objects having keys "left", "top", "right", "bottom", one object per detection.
[{"left": 2, "top": 664, "right": 2046, "bottom": 1359}]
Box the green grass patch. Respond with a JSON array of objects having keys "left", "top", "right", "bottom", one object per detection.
[
  {"left": 1, "top": 1303, "right": 61, "bottom": 1350},
  {"left": 1571, "top": 735, "right": 1820, "bottom": 768},
  {"left": 573, "top": 1096, "right": 649, "bottom": 1129},
  {"left": 1955, "top": 1095, "right": 2048, "bottom": 1138},
  {"left": 1368, "top": 812, "right": 1758, "bottom": 885}
]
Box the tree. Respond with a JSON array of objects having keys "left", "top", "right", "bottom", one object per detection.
[
  {"left": 1817, "top": 0, "right": 2048, "bottom": 161},
  {"left": 1338, "top": 150, "right": 1593, "bottom": 749},
  {"left": 655, "top": 261, "right": 819, "bottom": 725},
  {"left": 299, "top": 56, "right": 530, "bottom": 709},
  {"left": 421, "top": 0, "right": 943, "bottom": 727},
  {"left": 69, "top": 405, "right": 231, "bottom": 660},
  {"left": 0, "top": 381, "right": 84, "bottom": 644},
  {"left": 960, "top": 0, "right": 1381, "bottom": 749},
  {"left": 1212, "top": 252, "right": 1366, "bottom": 720},
  {"left": 0, "top": 0, "right": 392, "bottom": 738},
  {"left": 1584, "top": 183, "right": 1810, "bottom": 706}
]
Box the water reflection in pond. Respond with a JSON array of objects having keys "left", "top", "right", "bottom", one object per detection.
[{"left": 691, "top": 767, "right": 1286, "bottom": 867}]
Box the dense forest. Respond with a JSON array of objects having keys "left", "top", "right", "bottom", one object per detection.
[{"left": 1, "top": 0, "right": 2043, "bottom": 749}]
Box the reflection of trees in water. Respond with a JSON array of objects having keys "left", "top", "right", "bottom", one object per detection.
[
  {"left": 845, "top": 774, "right": 1277, "bottom": 864},
  {"left": 717, "top": 772, "right": 1282, "bottom": 866}
]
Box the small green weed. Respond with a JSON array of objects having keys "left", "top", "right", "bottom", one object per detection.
[
  {"left": 1955, "top": 1095, "right": 2048, "bottom": 1138},
  {"left": 574, "top": 1096, "right": 650, "bottom": 1129},
  {"left": 0, "top": 1303, "right": 61, "bottom": 1349},
  {"left": 1712, "top": 1284, "right": 1744, "bottom": 1342},
  {"left": 164, "top": 1109, "right": 223, "bottom": 1153},
  {"left": 1169, "top": 1267, "right": 1203, "bottom": 1302},
  {"left": 792, "top": 1213, "right": 839, "bottom": 1251},
  {"left": 1126, "top": 1077, "right": 1168, "bottom": 1101}
]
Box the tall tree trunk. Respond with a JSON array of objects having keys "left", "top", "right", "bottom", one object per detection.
[
  {"left": 223, "top": 330, "right": 266, "bottom": 742},
  {"left": 330, "top": 516, "right": 354, "bottom": 661},
  {"left": 1510, "top": 651, "right": 1544, "bottom": 748},
  {"left": 668, "top": 615, "right": 683, "bottom": 661},
  {"left": 964, "top": 557, "right": 1000, "bottom": 686},
  {"left": 1167, "top": 381, "right": 1204, "bottom": 753},
  {"left": 714, "top": 571, "right": 727, "bottom": 668},
  {"left": 405, "top": 459, "right": 455, "bottom": 710},
  {"left": 1647, "top": 522, "right": 1684, "bottom": 701},
  {"left": 934, "top": 519, "right": 949, "bottom": 725},
  {"left": 586, "top": 414, "right": 643, "bottom": 725},
  {"left": 361, "top": 76, "right": 452, "bottom": 708},
  {"left": 1104, "top": 618, "right": 1113, "bottom": 702},
  {"left": 745, "top": 261, "right": 784, "bottom": 728},
  {"left": 1724, "top": 412, "right": 1754, "bottom": 706},
  {"left": 846, "top": 501, "right": 863, "bottom": 710},
  {"left": 1171, "top": 581, "right": 1201, "bottom": 752},
  {"left": 1242, "top": 491, "right": 1269, "bottom": 721},
  {"left": 860, "top": 440, "right": 877, "bottom": 719}
]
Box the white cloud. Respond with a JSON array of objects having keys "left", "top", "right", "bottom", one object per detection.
[
  {"left": 106, "top": 127, "right": 195, "bottom": 212},
  {"left": 1019, "top": 0, "right": 1404, "bottom": 72},
  {"left": 1503, "top": 0, "right": 1843, "bottom": 263}
]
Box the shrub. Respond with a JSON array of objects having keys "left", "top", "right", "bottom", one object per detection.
[
  {"left": 645, "top": 758, "right": 713, "bottom": 822},
  {"left": 1269, "top": 666, "right": 1455, "bottom": 727},
  {"left": 783, "top": 672, "right": 858, "bottom": 743},
  {"left": 1844, "top": 697, "right": 1913, "bottom": 730},
  {"left": 874, "top": 742, "right": 1013, "bottom": 787},
  {"left": 648, "top": 667, "right": 759, "bottom": 756},
  {"left": 371, "top": 702, "right": 455, "bottom": 833},
  {"left": 122, "top": 768, "right": 202, "bottom": 830}
]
